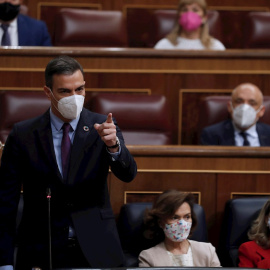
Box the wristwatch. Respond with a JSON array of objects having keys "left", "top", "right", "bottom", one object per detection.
[{"left": 106, "top": 136, "right": 120, "bottom": 149}]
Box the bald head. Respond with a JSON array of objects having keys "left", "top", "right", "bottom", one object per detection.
[
  {"left": 228, "top": 83, "right": 265, "bottom": 130},
  {"left": 231, "top": 83, "right": 263, "bottom": 108}
]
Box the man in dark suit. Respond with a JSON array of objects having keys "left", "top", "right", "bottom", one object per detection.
[
  {"left": 0, "top": 0, "right": 51, "bottom": 46},
  {"left": 200, "top": 83, "right": 270, "bottom": 146},
  {"left": 0, "top": 55, "right": 137, "bottom": 270}
]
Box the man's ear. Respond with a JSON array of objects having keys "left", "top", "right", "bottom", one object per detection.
[
  {"left": 227, "top": 101, "right": 233, "bottom": 114},
  {"left": 43, "top": 86, "right": 52, "bottom": 100},
  {"left": 258, "top": 105, "right": 265, "bottom": 118}
]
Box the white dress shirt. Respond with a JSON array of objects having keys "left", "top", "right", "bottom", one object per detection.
[
  {"left": 233, "top": 123, "right": 260, "bottom": 146},
  {"left": 0, "top": 18, "right": 18, "bottom": 46}
]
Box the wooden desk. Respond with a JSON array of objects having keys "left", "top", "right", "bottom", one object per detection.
[
  {"left": 1, "top": 48, "right": 270, "bottom": 144},
  {"left": 0, "top": 138, "right": 269, "bottom": 247},
  {"left": 109, "top": 145, "right": 270, "bottom": 246}
]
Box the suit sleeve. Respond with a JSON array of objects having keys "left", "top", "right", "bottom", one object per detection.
[
  {"left": 238, "top": 242, "right": 256, "bottom": 268},
  {"left": 138, "top": 250, "right": 153, "bottom": 267},
  {"left": 0, "top": 127, "right": 22, "bottom": 266},
  {"left": 108, "top": 122, "right": 137, "bottom": 182},
  {"left": 39, "top": 21, "right": 52, "bottom": 46},
  {"left": 208, "top": 243, "right": 221, "bottom": 267},
  {"left": 200, "top": 128, "right": 216, "bottom": 145}
]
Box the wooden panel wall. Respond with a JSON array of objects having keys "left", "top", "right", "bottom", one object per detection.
[{"left": 1, "top": 48, "right": 270, "bottom": 144}]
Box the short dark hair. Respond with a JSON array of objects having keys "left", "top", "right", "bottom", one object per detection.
[
  {"left": 144, "top": 189, "right": 197, "bottom": 243},
  {"left": 45, "top": 55, "right": 84, "bottom": 89}
]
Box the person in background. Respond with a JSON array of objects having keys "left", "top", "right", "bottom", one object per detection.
[
  {"left": 0, "top": 55, "right": 137, "bottom": 270},
  {"left": 200, "top": 83, "right": 270, "bottom": 146},
  {"left": 238, "top": 199, "right": 270, "bottom": 269},
  {"left": 138, "top": 190, "right": 221, "bottom": 267},
  {"left": 0, "top": 0, "right": 51, "bottom": 46},
  {"left": 154, "top": 0, "right": 225, "bottom": 50}
]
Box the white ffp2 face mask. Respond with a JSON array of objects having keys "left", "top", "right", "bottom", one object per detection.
[
  {"left": 231, "top": 103, "right": 262, "bottom": 129},
  {"left": 51, "top": 93, "right": 85, "bottom": 120}
]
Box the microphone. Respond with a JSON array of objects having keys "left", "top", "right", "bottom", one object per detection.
[{"left": 46, "top": 188, "right": 52, "bottom": 270}]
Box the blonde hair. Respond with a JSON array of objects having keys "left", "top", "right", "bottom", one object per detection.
[
  {"left": 248, "top": 199, "right": 270, "bottom": 249},
  {"left": 166, "top": 0, "right": 212, "bottom": 49}
]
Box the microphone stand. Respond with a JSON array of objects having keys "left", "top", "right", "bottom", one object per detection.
[{"left": 46, "top": 188, "right": 52, "bottom": 270}]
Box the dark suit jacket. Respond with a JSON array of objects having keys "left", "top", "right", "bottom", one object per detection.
[
  {"left": 17, "top": 14, "right": 52, "bottom": 46},
  {"left": 0, "top": 108, "right": 137, "bottom": 269},
  {"left": 200, "top": 119, "right": 270, "bottom": 146},
  {"left": 238, "top": 240, "right": 270, "bottom": 269}
]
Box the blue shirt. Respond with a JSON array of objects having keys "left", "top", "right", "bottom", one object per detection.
[{"left": 233, "top": 123, "right": 260, "bottom": 146}]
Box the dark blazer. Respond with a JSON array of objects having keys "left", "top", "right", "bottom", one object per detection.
[
  {"left": 238, "top": 240, "right": 270, "bottom": 269},
  {"left": 17, "top": 14, "right": 52, "bottom": 46},
  {"left": 0, "top": 108, "right": 137, "bottom": 269},
  {"left": 200, "top": 119, "right": 270, "bottom": 146}
]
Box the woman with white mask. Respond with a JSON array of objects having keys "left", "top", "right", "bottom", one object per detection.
[
  {"left": 154, "top": 0, "right": 225, "bottom": 50},
  {"left": 138, "top": 190, "right": 221, "bottom": 267},
  {"left": 238, "top": 199, "right": 270, "bottom": 269}
]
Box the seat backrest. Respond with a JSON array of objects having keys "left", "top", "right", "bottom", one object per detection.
[
  {"left": 87, "top": 93, "right": 173, "bottom": 145},
  {"left": 148, "top": 9, "right": 222, "bottom": 47},
  {"left": 198, "top": 95, "right": 270, "bottom": 141},
  {"left": 218, "top": 197, "right": 269, "bottom": 267},
  {"left": 0, "top": 91, "right": 50, "bottom": 143},
  {"left": 53, "top": 8, "right": 128, "bottom": 47},
  {"left": 117, "top": 202, "right": 207, "bottom": 267},
  {"left": 243, "top": 12, "right": 270, "bottom": 48}
]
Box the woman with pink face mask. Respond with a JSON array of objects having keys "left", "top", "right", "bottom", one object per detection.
[
  {"left": 138, "top": 190, "right": 221, "bottom": 267},
  {"left": 154, "top": 0, "right": 225, "bottom": 50}
]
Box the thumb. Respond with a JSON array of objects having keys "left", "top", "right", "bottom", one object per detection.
[{"left": 106, "top": 113, "right": 113, "bottom": 123}]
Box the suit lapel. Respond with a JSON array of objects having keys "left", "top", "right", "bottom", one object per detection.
[
  {"left": 223, "top": 120, "right": 236, "bottom": 146},
  {"left": 257, "top": 123, "right": 270, "bottom": 146},
  {"left": 17, "top": 15, "right": 26, "bottom": 46},
  {"left": 68, "top": 109, "right": 99, "bottom": 184},
  {"left": 34, "top": 110, "right": 62, "bottom": 179}
]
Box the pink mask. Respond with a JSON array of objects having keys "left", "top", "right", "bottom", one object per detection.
[{"left": 179, "top": 11, "right": 202, "bottom": 31}]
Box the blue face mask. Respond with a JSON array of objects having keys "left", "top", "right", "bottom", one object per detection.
[{"left": 0, "top": 2, "right": 20, "bottom": 22}]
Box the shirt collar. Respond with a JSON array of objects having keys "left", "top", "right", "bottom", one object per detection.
[
  {"left": 233, "top": 122, "right": 258, "bottom": 138},
  {"left": 49, "top": 108, "right": 80, "bottom": 131},
  {"left": 1, "top": 17, "right": 17, "bottom": 27}
]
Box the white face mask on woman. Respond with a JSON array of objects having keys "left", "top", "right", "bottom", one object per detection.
[
  {"left": 51, "top": 92, "right": 85, "bottom": 120},
  {"left": 163, "top": 219, "right": 192, "bottom": 242},
  {"left": 231, "top": 102, "right": 262, "bottom": 129}
]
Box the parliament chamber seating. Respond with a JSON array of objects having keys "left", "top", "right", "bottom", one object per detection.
[
  {"left": 243, "top": 12, "right": 270, "bottom": 49},
  {"left": 0, "top": 91, "right": 50, "bottom": 143},
  {"left": 197, "top": 95, "right": 270, "bottom": 142},
  {"left": 87, "top": 93, "right": 173, "bottom": 145},
  {"left": 117, "top": 202, "right": 207, "bottom": 267},
  {"left": 53, "top": 9, "right": 128, "bottom": 47},
  {"left": 146, "top": 9, "right": 222, "bottom": 47},
  {"left": 218, "top": 197, "right": 269, "bottom": 267},
  {"left": 0, "top": 91, "right": 173, "bottom": 145}
]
